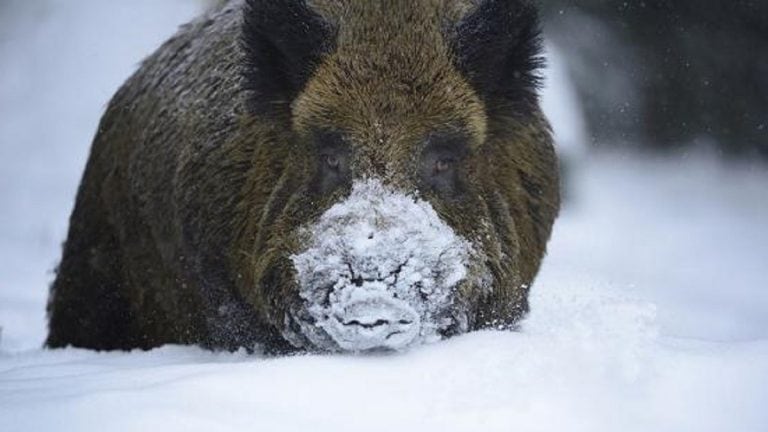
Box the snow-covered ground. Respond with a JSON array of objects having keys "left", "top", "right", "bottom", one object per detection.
[{"left": 1, "top": 2, "right": 767, "bottom": 431}]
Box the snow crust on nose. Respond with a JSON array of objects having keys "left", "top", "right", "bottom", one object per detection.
[{"left": 289, "top": 179, "right": 477, "bottom": 351}]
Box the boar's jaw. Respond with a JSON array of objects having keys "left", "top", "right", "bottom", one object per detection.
[{"left": 287, "top": 179, "right": 486, "bottom": 352}]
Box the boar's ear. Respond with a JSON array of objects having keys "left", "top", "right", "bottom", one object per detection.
[
  {"left": 241, "top": 0, "right": 336, "bottom": 115},
  {"left": 451, "top": 0, "right": 544, "bottom": 117}
]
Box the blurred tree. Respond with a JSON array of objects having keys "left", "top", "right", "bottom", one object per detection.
[{"left": 541, "top": 0, "right": 768, "bottom": 159}]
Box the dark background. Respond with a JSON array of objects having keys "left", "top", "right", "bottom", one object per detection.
[{"left": 541, "top": 0, "right": 768, "bottom": 159}]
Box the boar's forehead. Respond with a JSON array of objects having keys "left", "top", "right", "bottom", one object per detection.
[{"left": 293, "top": 0, "right": 487, "bottom": 149}]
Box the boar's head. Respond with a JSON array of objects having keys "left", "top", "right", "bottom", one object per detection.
[{"left": 233, "top": 0, "right": 559, "bottom": 352}]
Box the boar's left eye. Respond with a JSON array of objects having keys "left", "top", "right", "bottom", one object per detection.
[
  {"left": 434, "top": 158, "right": 454, "bottom": 174},
  {"left": 420, "top": 139, "right": 466, "bottom": 197}
]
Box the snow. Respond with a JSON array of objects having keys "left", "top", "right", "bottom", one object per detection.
[
  {"left": 1, "top": 1, "right": 768, "bottom": 431},
  {"left": 290, "top": 179, "right": 484, "bottom": 351},
  {"left": 0, "top": 0, "right": 208, "bottom": 352},
  {"left": 540, "top": 42, "right": 589, "bottom": 160}
]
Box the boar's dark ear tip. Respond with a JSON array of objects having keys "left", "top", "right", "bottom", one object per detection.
[
  {"left": 453, "top": 0, "right": 546, "bottom": 115},
  {"left": 240, "top": 0, "right": 336, "bottom": 116}
]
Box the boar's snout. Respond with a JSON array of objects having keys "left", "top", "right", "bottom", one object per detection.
[
  {"left": 326, "top": 287, "right": 420, "bottom": 351},
  {"left": 288, "top": 179, "right": 484, "bottom": 352}
]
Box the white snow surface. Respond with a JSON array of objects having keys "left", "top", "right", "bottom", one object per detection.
[
  {"left": 290, "top": 179, "right": 483, "bottom": 351},
  {"left": 1, "top": 1, "right": 768, "bottom": 431}
]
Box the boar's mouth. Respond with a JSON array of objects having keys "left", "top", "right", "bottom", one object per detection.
[{"left": 286, "top": 179, "right": 486, "bottom": 352}]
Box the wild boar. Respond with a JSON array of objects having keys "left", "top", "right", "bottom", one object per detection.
[{"left": 46, "top": 0, "right": 559, "bottom": 353}]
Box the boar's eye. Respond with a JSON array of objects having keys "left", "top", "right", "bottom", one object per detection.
[
  {"left": 312, "top": 130, "right": 349, "bottom": 194},
  {"left": 324, "top": 154, "right": 340, "bottom": 170},
  {"left": 420, "top": 136, "right": 467, "bottom": 197},
  {"left": 434, "top": 158, "right": 454, "bottom": 174}
]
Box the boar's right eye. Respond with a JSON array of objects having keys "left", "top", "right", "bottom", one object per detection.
[
  {"left": 311, "top": 130, "right": 349, "bottom": 194},
  {"left": 324, "top": 154, "right": 340, "bottom": 170}
]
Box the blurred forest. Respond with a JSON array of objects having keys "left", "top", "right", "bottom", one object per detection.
[{"left": 540, "top": 0, "right": 768, "bottom": 159}]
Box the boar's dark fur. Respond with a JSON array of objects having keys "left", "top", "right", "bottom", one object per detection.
[{"left": 46, "top": 0, "right": 559, "bottom": 353}]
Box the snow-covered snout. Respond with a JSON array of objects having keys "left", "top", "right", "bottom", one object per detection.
[{"left": 289, "top": 179, "right": 479, "bottom": 352}]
